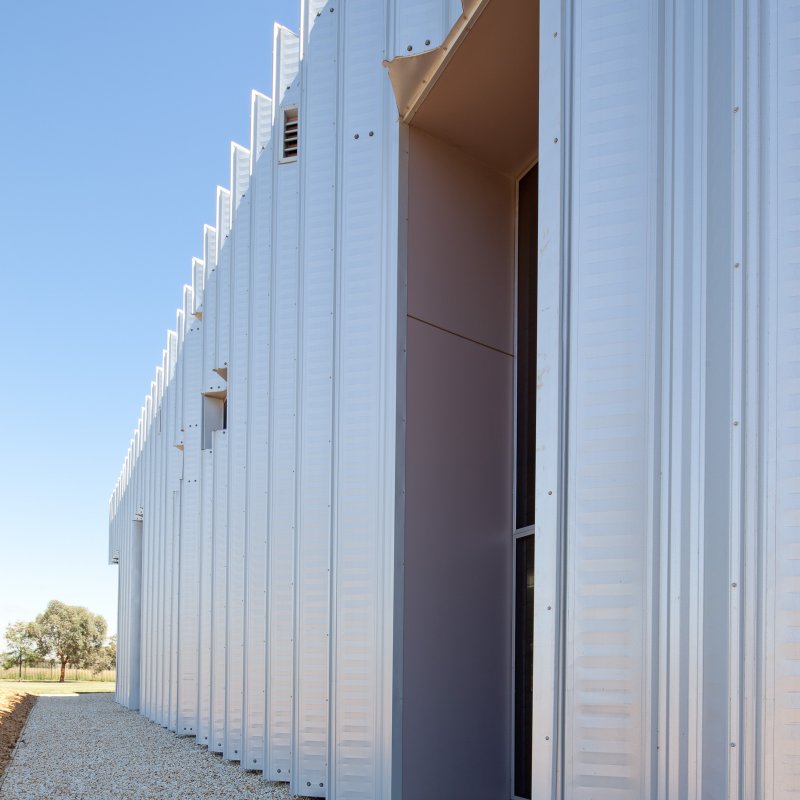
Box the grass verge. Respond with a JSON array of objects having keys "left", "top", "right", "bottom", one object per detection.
[
  {"left": 0, "top": 686, "right": 36, "bottom": 783},
  {"left": 0, "top": 681, "right": 116, "bottom": 695}
]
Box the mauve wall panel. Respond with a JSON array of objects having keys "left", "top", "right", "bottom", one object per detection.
[
  {"left": 403, "top": 120, "right": 514, "bottom": 798},
  {"left": 404, "top": 318, "right": 513, "bottom": 800}
]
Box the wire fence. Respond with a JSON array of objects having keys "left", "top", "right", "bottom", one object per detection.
[{"left": 0, "top": 663, "right": 116, "bottom": 682}]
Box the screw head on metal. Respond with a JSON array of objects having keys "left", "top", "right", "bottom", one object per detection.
[
  {"left": 425, "top": 39, "right": 431, "bottom": 45},
  {"left": 407, "top": 45, "right": 413, "bottom": 51},
  {"left": 554, "top": 137, "right": 559, "bottom": 143},
  {"left": 354, "top": 133, "right": 359, "bottom": 139}
]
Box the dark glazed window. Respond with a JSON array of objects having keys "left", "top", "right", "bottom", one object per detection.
[
  {"left": 516, "top": 164, "right": 538, "bottom": 529},
  {"left": 201, "top": 394, "right": 226, "bottom": 450},
  {"left": 514, "top": 534, "right": 535, "bottom": 798}
]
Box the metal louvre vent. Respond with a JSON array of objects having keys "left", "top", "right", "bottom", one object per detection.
[{"left": 283, "top": 108, "right": 298, "bottom": 160}]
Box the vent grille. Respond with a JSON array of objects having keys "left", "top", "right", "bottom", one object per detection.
[{"left": 283, "top": 108, "right": 298, "bottom": 160}]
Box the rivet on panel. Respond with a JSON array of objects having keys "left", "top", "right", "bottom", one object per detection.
[
  {"left": 734, "top": 106, "right": 740, "bottom": 113},
  {"left": 554, "top": 137, "right": 559, "bottom": 143},
  {"left": 548, "top": 490, "right": 553, "bottom": 495},
  {"left": 545, "top": 736, "right": 550, "bottom": 741},
  {"left": 733, "top": 420, "right": 739, "bottom": 426},
  {"left": 369, "top": 131, "right": 374, "bottom": 136},
  {"left": 732, "top": 582, "right": 738, "bottom": 588},
  {"left": 425, "top": 39, "right": 431, "bottom": 45},
  {"left": 554, "top": 31, "right": 558, "bottom": 37},
  {"left": 354, "top": 133, "right": 360, "bottom": 139},
  {"left": 407, "top": 45, "right": 413, "bottom": 51}
]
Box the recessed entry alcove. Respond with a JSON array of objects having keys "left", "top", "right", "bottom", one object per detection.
[{"left": 398, "top": 0, "right": 539, "bottom": 797}]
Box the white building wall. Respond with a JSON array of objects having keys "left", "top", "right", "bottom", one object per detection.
[
  {"left": 241, "top": 89, "right": 273, "bottom": 772},
  {"left": 108, "top": 1, "right": 798, "bottom": 798},
  {"left": 532, "top": 1, "right": 799, "bottom": 798},
  {"left": 265, "top": 22, "right": 301, "bottom": 785},
  {"left": 224, "top": 141, "right": 251, "bottom": 762}
]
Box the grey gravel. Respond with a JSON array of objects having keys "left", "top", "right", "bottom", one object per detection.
[{"left": 0, "top": 694, "right": 295, "bottom": 799}]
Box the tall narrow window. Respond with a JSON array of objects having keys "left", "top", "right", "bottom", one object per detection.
[
  {"left": 516, "top": 164, "right": 538, "bottom": 530},
  {"left": 514, "top": 535, "right": 535, "bottom": 797},
  {"left": 283, "top": 108, "right": 298, "bottom": 160},
  {"left": 514, "top": 163, "right": 538, "bottom": 800}
]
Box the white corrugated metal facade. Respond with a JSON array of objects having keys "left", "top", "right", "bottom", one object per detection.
[{"left": 109, "top": 1, "right": 799, "bottom": 798}]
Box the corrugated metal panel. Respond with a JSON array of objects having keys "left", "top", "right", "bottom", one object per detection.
[
  {"left": 168, "top": 488, "right": 180, "bottom": 732},
  {"left": 210, "top": 429, "right": 229, "bottom": 753},
  {"left": 532, "top": 0, "right": 564, "bottom": 795},
  {"left": 141, "top": 391, "right": 153, "bottom": 720},
  {"left": 197, "top": 446, "right": 215, "bottom": 745},
  {"left": 265, "top": 21, "right": 301, "bottom": 784},
  {"left": 392, "top": 0, "right": 456, "bottom": 57},
  {"left": 155, "top": 360, "right": 168, "bottom": 729},
  {"left": 178, "top": 308, "right": 203, "bottom": 735},
  {"left": 274, "top": 23, "right": 300, "bottom": 108},
  {"left": 328, "top": 0, "right": 398, "bottom": 796},
  {"left": 129, "top": 518, "right": 143, "bottom": 710},
  {"left": 216, "top": 186, "right": 233, "bottom": 377},
  {"left": 201, "top": 224, "right": 217, "bottom": 320},
  {"left": 241, "top": 89, "right": 273, "bottom": 772},
  {"left": 203, "top": 219, "right": 223, "bottom": 395},
  {"left": 224, "top": 142, "right": 251, "bottom": 762},
  {"left": 770, "top": 0, "right": 800, "bottom": 793},
  {"left": 293, "top": 0, "right": 337, "bottom": 793},
  {"left": 562, "top": 3, "right": 658, "bottom": 797},
  {"left": 166, "top": 329, "right": 180, "bottom": 733},
  {"left": 192, "top": 258, "right": 204, "bottom": 318}
]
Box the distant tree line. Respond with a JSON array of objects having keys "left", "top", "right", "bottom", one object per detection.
[{"left": 2, "top": 601, "right": 115, "bottom": 682}]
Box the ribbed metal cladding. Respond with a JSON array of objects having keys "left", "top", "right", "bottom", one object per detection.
[{"left": 107, "top": 1, "right": 797, "bottom": 798}]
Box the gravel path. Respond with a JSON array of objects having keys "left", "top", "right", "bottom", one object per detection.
[{"left": 0, "top": 694, "right": 293, "bottom": 799}]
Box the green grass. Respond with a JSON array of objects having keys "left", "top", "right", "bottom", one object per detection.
[{"left": 0, "top": 681, "right": 115, "bottom": 696}]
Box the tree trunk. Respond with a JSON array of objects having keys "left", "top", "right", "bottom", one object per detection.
[
  {"left": 18, "top": 655, "right": 21, "bottom": 680},
  {"left": 59, "top": 657, "right": 67, "bottom": 683}
]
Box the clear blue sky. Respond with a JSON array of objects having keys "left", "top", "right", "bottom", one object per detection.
[{"left": 0, "top": 0, "right": 299, "bottom": 646}]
